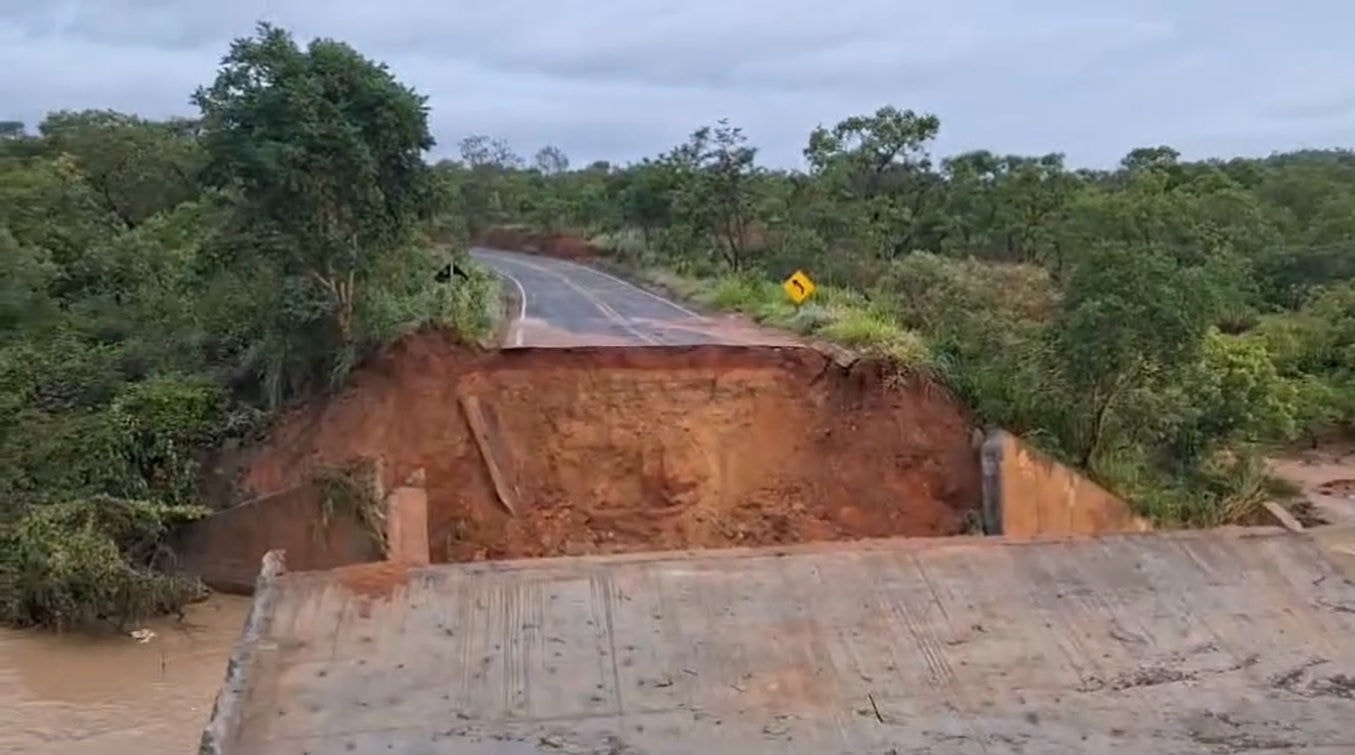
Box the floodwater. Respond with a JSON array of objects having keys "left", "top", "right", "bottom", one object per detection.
[
  {"left": 0, "top": 594, "right": 251, "bottom": 755},
  {"left": 1269, "top": 444, "right": 1355, "bottom": 525}
]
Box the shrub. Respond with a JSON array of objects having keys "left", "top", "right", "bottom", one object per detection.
[{"left": 1, "top": 497, "right": 209, "bottom": 630}]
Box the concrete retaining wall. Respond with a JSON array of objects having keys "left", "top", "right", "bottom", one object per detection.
[
  {"left": 981, "top": 430, "right": 1150, "bottom": 538},
  {"left": 198, "top": 550, "right": 286, "bottom": 755},
  {"left": 386, "top": 472, "right": 431, "bottom": 565},
  {"left": 175, "top": 483, "right": 383, "bottom": 594},
  {"left": 198, "top": 475, "right": 431, "bottom": 751},
  {"left": 178, "top": 464, "right": 433, "bottom": 592}
]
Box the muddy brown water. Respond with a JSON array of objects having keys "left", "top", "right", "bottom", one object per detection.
[{"left": 0, "top": 594, "right": 250, "bottom": 755}]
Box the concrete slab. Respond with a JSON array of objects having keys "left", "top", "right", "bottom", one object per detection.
[{"left": 206, "top": 530, "right": 1355, "bottom": 754}]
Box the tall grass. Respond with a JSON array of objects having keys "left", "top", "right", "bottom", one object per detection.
[{"left": 650, "top": 269, "right": 935, "bottom": 363}]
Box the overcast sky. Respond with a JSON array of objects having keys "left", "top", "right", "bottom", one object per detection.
[{"left": 2, "top": 0, "right": 1352, "bottom": 169}]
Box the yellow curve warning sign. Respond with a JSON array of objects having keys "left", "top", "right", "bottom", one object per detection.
[{"left": 782, "top": 269, "right": 816, "bottom": 305}]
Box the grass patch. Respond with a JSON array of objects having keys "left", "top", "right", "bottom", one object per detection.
[
  {"left": 1090, "top": 446, "right": 1288, "bottom": 528},
  {"left": 692, "top": 273, "right": 929, "bottom": 362},
  {"left": 693, "top": 275, "right": 771, "bottom": 311},
  {"left": 816, "top": 309, "right": 930, "bottom": 362},
  {"left": 620, "top": 265, "right": 932, "bottom": 364}
]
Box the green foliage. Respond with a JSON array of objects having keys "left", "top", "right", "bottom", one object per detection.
[
  {"left": 476, "top": 108, "right": 1355, "bottom": 529},
  {"left": 0, "top": 24, "right": 495, "bottom": 630},
  {"left": 191, "top": 23, "right": 460, "bottom": 406},
  {"left": 0, "top": 497, "right": 209, "bottom": 631},
  {"left": 38, "top": 109, "right": 202, "bottom": 228},
  {"left": 311, "top": 460, "right": 387, "bottom": 555},
  {"left": 871, "top": 254, "right": 1054, "bottom": 436},
  {"left": 698, "top": 275, "right": 778, "bottom": 312},
  {"left": 108, "top": 377, "right": 232, "bottom": 504},
  {"left": 1166, "top": 330, "right": 1298, "bottom": 463},
  {"left": 1049, "top": 244, "right": 1214, "bottom": 466},
  {"left": 437, "top": 256, "right": 505, "bottom": 339}
]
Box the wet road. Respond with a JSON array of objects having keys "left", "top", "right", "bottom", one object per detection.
[{"left": 471, "top": 248, "right": 785, "bottom": 347}]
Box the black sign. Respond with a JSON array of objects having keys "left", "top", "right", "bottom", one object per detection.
[{"left": 435, "top": 262, "right": 471, "bottom": 283}]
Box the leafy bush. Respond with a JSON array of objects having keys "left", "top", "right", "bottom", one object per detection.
[
  {"left": 109, "top": 376, "right": 231, "bottom": 503},
  {"left": 0, "top": 497, "right": 208, "bottom": 630}
]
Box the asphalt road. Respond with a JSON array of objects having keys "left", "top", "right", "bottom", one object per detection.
[{"left": 471, "top": 247, "right": 756, "bottom": 347}]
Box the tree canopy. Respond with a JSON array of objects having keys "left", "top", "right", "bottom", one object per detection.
[
  {"left": 0, "top": 24, "right": 495, "bottom": 630},
  {"left": 434, "top": 108, "right": 1355, "bottom": 529}
]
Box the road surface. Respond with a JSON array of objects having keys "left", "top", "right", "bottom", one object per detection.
[
  {"left": 471, "top": 247, "right": 792, "bottom": 348},
  {"left": 204, "top": 529, "right": 1355, "bottom": 754}
]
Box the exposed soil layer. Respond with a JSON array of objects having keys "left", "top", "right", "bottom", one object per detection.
[
  {"left": 1316, "top": 478, "right": 1355, "bottom": 496},
  {"left": 476, "top": 227, "right": 599, "bottom": 259},
  {"left": 237, "top": 330, "right": 982, "bottom": 562},
  {"left": 332, "top": 561, "right": 411, "bottom": 601},
  {"left": 1269, "top": 446, "right": 1355, "bottom": 525}
]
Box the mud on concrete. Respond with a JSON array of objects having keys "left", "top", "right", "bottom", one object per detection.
[
  {"left": 232, "top": 330, "right": 982, "bottom": 563},
  {"left": 208, "top": 528, "right": 1355, "bottom": 755}
]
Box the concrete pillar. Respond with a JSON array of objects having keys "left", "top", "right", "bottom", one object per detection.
[{"left": 385, "top": 469, "right": 430, "bottom": 565}]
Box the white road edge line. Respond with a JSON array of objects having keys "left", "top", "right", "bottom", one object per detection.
[
  {"left": 509, "top": 271, "right": 527, "bottom": 347},
  {"left": 501, "top": 254, "right": 661, "bottom": 345},
  {"left": 482, "top": 246, "right": 702, "bottom": 320},
  {"left": 480, "top": 258, "right": 529, "bottom": 347},
  {"left": 573, "top": 262, "right": 704, "bottom": 319}
]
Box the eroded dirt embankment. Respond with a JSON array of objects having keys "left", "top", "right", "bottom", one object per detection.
[
  {"left": 236, "top": 331, "right": 981, "bottom": 562},
  {"left": 476, "top": 227, "right": 600, "bottom": 259}
]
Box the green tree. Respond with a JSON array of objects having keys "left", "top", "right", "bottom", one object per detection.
[
  {"left": 193, "top": 23, "right": 440, "bottom": 403},
  {"left": 1166, "top": 330, "right": 1297, "bottom": 463},
  {"left": 804, "top": 106, "right": 944, "bottom": 257},
  {"left": 0, "top": 23, "right": 502, "bottom": 631},
  {"left": 617, "top": 159, "right": 676, "bottom": 247},
  {"left": 532, "top": 145, "right": 569, "bottom": 175},
  {"left": 1050, "top": 243, "right": 1214, "bottom": 466},
  {"left": 453, "top": 135, "right": 523, "bottom": 235},
  {"left": 658, "top": 119, "right": 760, "bottom": 269},
  {"left": 38, "top": 110, "right": 201, "bottom": 228},
  {"left": 694, "top": 119, "right": 759, "bottom": 269}
]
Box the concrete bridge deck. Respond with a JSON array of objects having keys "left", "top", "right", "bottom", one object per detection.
[{"left": 203, "top": 527, "right": 1355, "bottom": 754}]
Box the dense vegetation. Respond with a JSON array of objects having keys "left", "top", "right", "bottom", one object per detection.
[
  {"left": 441, "top": 110, "right": 1355, "bottom": 528},
  {"left": 0, "top": 25, "right": 496, "bottom": 629},
  {"left": 4, "top": 25, "right": 1352, "bottom": 628}
]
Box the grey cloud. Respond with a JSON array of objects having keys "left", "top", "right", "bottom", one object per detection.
[
  {"left": 1, "top": 0, "right": 1354, "bottom": 168},
  {"left": 1271, "top": 93, "right": 1355, "bottom": 122}
]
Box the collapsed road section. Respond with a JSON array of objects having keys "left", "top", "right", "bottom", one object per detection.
[
  {"left": 182, "top": 247, "right": 1148, "bottom": 587},
  {"left": 220, "top": 336, "right": 985, "bottom": 566}
]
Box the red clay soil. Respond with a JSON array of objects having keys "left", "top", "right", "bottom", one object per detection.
[
  {"left": 476, "top": 227, "right": 599, "bottom": 260},
  {"left": 332, "top": 561, "right": 411, "bottom": 601},
  {"left": 1317, "top": 478, "right": 1355, "bottom": 497},
  {"left": 234, "top": 330, "right": 982, "bottom": 563}
]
